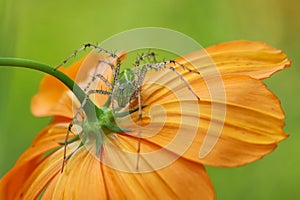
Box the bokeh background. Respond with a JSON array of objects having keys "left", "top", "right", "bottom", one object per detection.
[{"left": 0, "top": 0, "right": 299, "bottom": 199}]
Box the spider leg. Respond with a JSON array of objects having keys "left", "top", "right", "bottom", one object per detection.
[
  {"left": 134, "top": 52, "right": 156, "bottom": 84},
  {"left": 84, "top": 72, "right": 113, "bottom": 93},
  {"left": 97, "top": 60, "right": 116, "bottom": 81},
  {"left": 55, "top": 43, "right": 120, "bottom": 70},
  {"left": 144, "top": 61, "right": 200, "bottom": 101},
  {"left": 83, "top": 59, "right": 117, "bottom": 110},
  {"left": 136, "top": 85, "right": 142, "bottom": 171},
  {"left": 61, "top": 88, "right": 111, "bottom": 172},
  {"left": 55, "top": 44, "right": 90, "bottom": 70},
  {"left": 86, "top": 89, "right": 111, "bottom": 97},
  {"left": 61, "top": 113, "right": 84, "bottom": 172},
  {"left": 61, "top": 122, "right": 74, "bottom": 172},
  {"left": 58, "top": 45, "right": 122, "bottom": 171},
  {"left": 87, "top": 45, "right": 122, "bottom": 88},
  {"left": 165, "top": 65, "right": 200, "bottom": 100},
  {"left": 133, "top": 54, "right": 155, "bottom": 171},
  {"left": 169, "top": 60, "right": 200, "bottom": 75}
]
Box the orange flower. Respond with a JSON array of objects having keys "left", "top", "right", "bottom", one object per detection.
[{"left": 0, "top": 41, "right": 290, "bottom": 199}]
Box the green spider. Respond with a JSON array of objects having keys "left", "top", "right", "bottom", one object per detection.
[{"left": 57, "top": 44, "right": 200, "bottom": 172}]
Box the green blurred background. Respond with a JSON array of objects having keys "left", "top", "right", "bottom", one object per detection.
[{"left": 0, "top": 0, "right": 299, "bottom": 199}]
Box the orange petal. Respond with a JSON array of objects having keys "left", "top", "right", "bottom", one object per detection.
[
  {"left": 103, "top": 151, "right": 215, "bottom": 199},
  {"left": 0, "top": 123, "right": 68, "bottom": 199},
  {"left": 43, "top": 146, "right": 107, "bottom": 199},
  {"left": 56, "top": 137, "right": 214, "bottom": 199},
  {"left": 177, "top": 40, "right": 290, "bottom": 80},
  {"left": 194, "top": 75, "right": 288, "bottom": 167},
  {"left": 15, "top": 123, "right": 69, "bottom": 164},
  {"left": 1, "top": 123, "right": 215, "bottom": 199},
  {"left": 126, "top": 70, "right": 288, "bottom": 167},
  {"left": 0, "top": 156, "right": 42, "bottom": 200}
]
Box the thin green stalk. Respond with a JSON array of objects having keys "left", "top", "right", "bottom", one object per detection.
[{"left": 0, "top": 57, "right": 99, "bottom": 120}]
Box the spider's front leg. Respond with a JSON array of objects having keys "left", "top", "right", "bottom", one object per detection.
[{"left": 55, "top": 43, "right": 121, "bottom": 70}]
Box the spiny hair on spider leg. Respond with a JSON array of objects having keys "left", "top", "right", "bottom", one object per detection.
[{"left": 135, "top": 52, "right": 157, "bottom": 65}]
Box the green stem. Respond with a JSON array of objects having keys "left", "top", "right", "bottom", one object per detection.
[{"left": 0, "top": 57, "right": 99, "bottom": 120}]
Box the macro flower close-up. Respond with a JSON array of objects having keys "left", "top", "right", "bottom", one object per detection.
[{"left": 0, "top": 40, "right": 290, "bottom": 199}]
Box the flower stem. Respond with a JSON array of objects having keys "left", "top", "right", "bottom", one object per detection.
[{"left": 0, "top": 57, "right": 99, "bottom": 120}]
